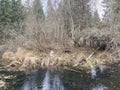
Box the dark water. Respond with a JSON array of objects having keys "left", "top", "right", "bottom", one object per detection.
[{"left": 0, "top": 68, "right": 120, "bottom": 90}]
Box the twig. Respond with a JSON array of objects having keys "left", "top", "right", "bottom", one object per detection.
[
  {"left": 64, "top": 66, "right": 81, "bottom": 73},
  {"left": 85, "top": 48, "right": 99, "bottom": 68},
  {"left": 86, "top": 48, "right": 98, "bottom": 60}
]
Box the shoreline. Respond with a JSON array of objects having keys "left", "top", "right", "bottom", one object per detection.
[{"left": 1, "top": 47, "right": 119, "bottom": 74}]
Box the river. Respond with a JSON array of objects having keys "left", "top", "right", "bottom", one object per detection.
[{"left": 0, "top": 67, "right": 120, "bottom": 90}]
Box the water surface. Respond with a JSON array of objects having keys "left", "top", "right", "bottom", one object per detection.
[{"left": 0, "top": 68, "right": 120, "bottom": 90}]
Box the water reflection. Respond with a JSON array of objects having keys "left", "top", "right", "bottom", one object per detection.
[
  {"left": 92, "top": 85, "right": 108, "bottom": 90},
  {"left": 52, "top": 75, "right": 64, "bottom": 90},
  {"left": 91, "top": 65, "right": 105, "bottom": 79},
  {"left": 21, "top": 79, "right": 39, "bottom": 90},
  {"left": 21, "top": 73, "right": 39, "bottom": 90},
  {"left": 22, "top": 81, "right": 31, "bottom": 90},
  {"left": 99, "top": 65, "right": 104, "bottom": 74},
  {"left": 1, "top": 68, "right": 120, "bottom": 90},
  {"left": 91, "top": 67, "right": 97, "bottom": 79},
  {"left": 42, "top": 70, "right": 51, "bottom": 90},
  {"left": 20, "top": 70, "right": 65, "bottom": 90},
  {"left": 42, "top": 70, "right": 64, "bottom": 90}
]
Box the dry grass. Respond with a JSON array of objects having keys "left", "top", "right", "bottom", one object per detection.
[
  {"left": 2, "top": 51, "right": 15, "bottom": 61},
  {"left": 1, "top": 45, "right": 118, "bottom": 72}
]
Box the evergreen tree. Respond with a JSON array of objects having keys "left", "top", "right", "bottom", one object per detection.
[
  {"left": 33, "top": 0, "right": 44, "bottom": 20},
  {"left": 0, "top": 0, "right": 25, "bottom": 39}
]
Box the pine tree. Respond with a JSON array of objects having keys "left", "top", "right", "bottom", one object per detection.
[{"left": 0, "top": 0, "right": 25, "bottom": 39}]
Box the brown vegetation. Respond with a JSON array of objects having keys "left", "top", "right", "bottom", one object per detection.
[
  {"left": 0, "top": 0, "right": 120, "bottom": 72},
  {"left": 1, "top": 46, "right": 117, "bottom": 72}
]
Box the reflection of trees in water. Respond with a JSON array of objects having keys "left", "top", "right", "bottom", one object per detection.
[
  {"left": 21, "top": 73, "right": 39, "bottom": 90},
  {"left": 42, "top": 70, "right": 51, "bottom": 90},
  {"left": 92, "top": 84, "right": 108, "bottom": 90},
  {"left": 42, "top": 70, "right": 64, "bottom": 90},
  {"left": 2, "top": 69, "right": 120, "bottom": 90},
  {"left": 52, "top": 75, "right": 64, "bottom": 90},
  {"left": 21, "top": 70, "right": 65, "bottom": 90},
  {"left": 60, "top": 70, "right": 91, "bottom": 90},
  {"left": 22, "top": 79, "right": 39, "bottom": 90},
  {"left": 0, "top": 71, "right": 25, "bottom": 90}
]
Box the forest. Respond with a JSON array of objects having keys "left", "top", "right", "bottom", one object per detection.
[
  {"left": 0, "top": 0, "right": 120, "bottom": 89},
  {"left": 0, "top": 0, "right": 120, "bottom": 71}
]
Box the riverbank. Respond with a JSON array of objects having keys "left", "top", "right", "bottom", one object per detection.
[
  {"left": 1, "top": 46, "right": 119, "bottom": 73},
  {"left": 0, "top": 45, "right": 120, "bottom": 89}
]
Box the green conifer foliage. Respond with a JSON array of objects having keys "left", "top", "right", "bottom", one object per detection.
[{"left": 0, "top": 0, "right": 25, "bottom": 39}]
